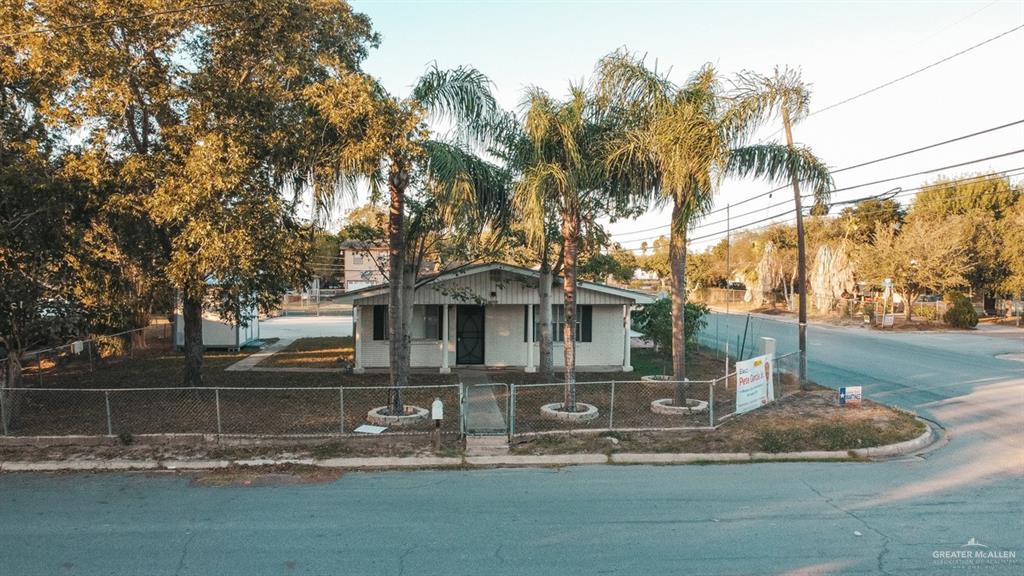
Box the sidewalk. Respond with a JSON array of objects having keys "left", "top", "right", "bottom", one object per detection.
[{"left": 0, "top": 419, "right": 938, "bottom": 472}]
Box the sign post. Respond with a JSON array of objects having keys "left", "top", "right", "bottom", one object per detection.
[{"left": 431, "top": 398, "right": 444, "bottom": 451}]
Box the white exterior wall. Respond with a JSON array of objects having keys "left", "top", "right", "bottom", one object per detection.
[{"left": 356, "top": 304, "right": 624, "bottom": 368}]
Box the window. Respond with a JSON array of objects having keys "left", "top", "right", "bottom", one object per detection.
[
  {"left": 412, "top": 305, "right": 443, "bottom": 340},
  {"left": 372, "top": 305, "right": 388, "bottom": 340},
  {"left": 524, "top": 305, "right": 592, "bottom": 342}
]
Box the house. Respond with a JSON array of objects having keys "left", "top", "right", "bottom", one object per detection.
[
  {"left": 339, "top": 240, "right": 388, "bottom": 292},
  {"left": 340, "top": 263, "right": 655, "bottom": 373}
]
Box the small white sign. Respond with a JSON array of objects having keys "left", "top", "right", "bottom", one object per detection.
[
  {"left": 839, "top": 386, "right": 863, "bottom": 407},
  {"left": 431, "top": 398, "right": 444, "bottom": 420},
  {"left": 882, "top": 314, "right": 895, "bottom": 327},
  {"left": 71, "top": 340, "right": 84, "bottom": 354},
  {"left": 354, "top": 424, "right": 387, "bottom": 434}
]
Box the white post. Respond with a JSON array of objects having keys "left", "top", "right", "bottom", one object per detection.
[
  {"left": 761, "top": 336, "right": 776, "bottom": 400},
  {"left": 439, "top": 303, "right": 451, "bottom": 374},
  {"left": 352, "top": 305, "right": 365, "bottom": 374},
  {"left": 525, "top": 304, "right": 536, "bottom": 373},
  {"left": 621, "top": 304, "right": 633, "bottom": 372}
]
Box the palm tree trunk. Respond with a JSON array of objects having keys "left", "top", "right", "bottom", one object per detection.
[
  {"left": 538, "top": 251, "right": 554, "bottom": 382},
  {"left": 388, "top": 163, "right": 409, "bottom": 414},
  {"left": 182, "top": 292, "right": 204, "bottom": 387},
  {"left": 670, "top": 201, "right": 688, "bottom": 405},
  {"left": 782, "top": 107, "right": 809, "bottom": 387},
  {"left": 561, "top": 209, "right": 579, "bottom": 412}
]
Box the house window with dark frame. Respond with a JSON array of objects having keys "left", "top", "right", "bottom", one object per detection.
[
  {"left": 413, "top": 305, "right": 444, "bottom": 340},
  {"left": 524, "top": 305, "right": 592, "bottom": 342},
  {"left": 372, "top": 305, "right": 388, "bottom": 340}
]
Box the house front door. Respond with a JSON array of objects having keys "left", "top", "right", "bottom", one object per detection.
[{"left": 456, "top": 305, "right": 485, "bottom": 365}]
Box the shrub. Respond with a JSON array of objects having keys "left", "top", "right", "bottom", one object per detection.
[
  {"left": 942, "top": 292, "right": 978, "bottom": 328},
  {"left": 632, "top": 298, "right": 709, "bottom": 355}
]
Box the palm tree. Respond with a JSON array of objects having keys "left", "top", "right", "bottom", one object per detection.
[
  {"left": 730, "top": 67, "right": 830, "bottom": 384},
  {"left": 309, "top": 64, "right": 503, "bottom": 414},
  {"left": 596, "top": 52, "right": 832, "bottom": 406},
  {"left": 514, "top": 85, "right": 638, "bottom": 411}
]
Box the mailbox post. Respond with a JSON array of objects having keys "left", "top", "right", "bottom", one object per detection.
[{"left": 431, "top": 398, "right": 443, "bottom": 451}]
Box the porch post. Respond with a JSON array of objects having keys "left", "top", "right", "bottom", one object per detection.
[
  {"left": 525, "top": 304, "right": 536, "bottom": 373},
  {"left": 352, "top": 305, "right": 364, "bottom": 374},
  {"left": 439, "top": 303, "right": 450, "bottom": 374},
  {"left": 622, "top": 304, "right": 633, "bottom": 372}
]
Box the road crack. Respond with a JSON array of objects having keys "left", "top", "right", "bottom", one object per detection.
[
  {"left": 174, "top": 530, "right": 197, "bottom": 576},
  {"left": 801, "top": 480, "right": 896, "bottom": 576}
]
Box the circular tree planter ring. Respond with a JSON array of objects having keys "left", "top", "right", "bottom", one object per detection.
[
  {"left": 540, "top": 402, "right": 600, "bottom": 422},
  {"left": 640, "top": 375, "right": 675, "bottom": 382},
  {"left": 650, "top": 398, "right": 709, "bottom": 415},
  {"left": 367, "top": 405, "right": 430, "bottom": 427}
]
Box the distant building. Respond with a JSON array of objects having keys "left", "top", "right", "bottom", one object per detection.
[{"left": 339, "top": 240, "right": 388, "bottom": 292}]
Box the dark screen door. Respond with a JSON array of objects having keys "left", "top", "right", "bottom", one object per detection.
[{"left": 456, "top": 306, "right": 485, "bottom": 364}]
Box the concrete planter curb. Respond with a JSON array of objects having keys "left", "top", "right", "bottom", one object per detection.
[{"left": 0, "top": 420, "right": 937, "bottom": 472}]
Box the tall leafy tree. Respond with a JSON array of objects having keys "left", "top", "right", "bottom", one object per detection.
[
  {"left": 597, "top": 52, "right": 832, "bottom": 402},
  {"left": 12, "top": 0, "right": 380, "bottom": 386}
]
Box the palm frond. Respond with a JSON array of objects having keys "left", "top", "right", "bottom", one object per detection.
[
  {"left": 411, "top": 63, "right": 502, "bottom": 147},
  {"left": 727, "top": 143, "right": 834, "bottom": 204}
]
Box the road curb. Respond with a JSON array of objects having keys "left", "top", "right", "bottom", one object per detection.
[{"left": 0, "top": 420, "right": 939, "bottom": 472}]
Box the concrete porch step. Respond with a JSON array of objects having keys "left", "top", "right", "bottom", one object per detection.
[{"left": 465, "top": 435, "right": 510, "bottom": 457}]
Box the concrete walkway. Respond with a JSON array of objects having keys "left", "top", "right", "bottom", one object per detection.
[
  {"left": 458, "top": 370, "right": 508, "bottom": 434},
  {"left": 224, "top": 339, "right": 292, "bottom": 372}
]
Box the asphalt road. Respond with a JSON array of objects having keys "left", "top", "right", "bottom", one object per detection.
[{"left": 1, "top": 314, "right": 1022, "bottom": 575}]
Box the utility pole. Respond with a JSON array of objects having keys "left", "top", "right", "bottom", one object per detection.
[
  {"left": 726, "top": 203, "right": 731, "bottom": 315},
  {"left": 781, "top": 105, "right": 810, "bottom": 388}
]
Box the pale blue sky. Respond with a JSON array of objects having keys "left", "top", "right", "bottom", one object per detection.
[{"left": 349, "top": 0, "right": 1024, "bottom": 251}]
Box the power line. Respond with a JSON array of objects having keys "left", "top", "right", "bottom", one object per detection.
[
  {"left": 614, "top": 117, "right": 1024, "bottom": 240},
  {"left": 0, "top": 0, "right": 251, "bottom": 39},
  {"left": 811, "top": 23, "right": 1024, "bottom": 117},
  {"left": 618, "top": 167, "right": 1024, "bottom": 251},
  {"left": 614, "top": 148, "right": 1024, "bottom": 245}
]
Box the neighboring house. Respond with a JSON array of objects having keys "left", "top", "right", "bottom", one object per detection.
[
  {"left": 340, "top": 263, "right": 655, "bottom": 373},
  {"left": 339, "top": 240, "right": 388, "bottom": 292}
]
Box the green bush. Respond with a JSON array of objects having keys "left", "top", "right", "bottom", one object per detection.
[
  {"left": 942, "top": 292, "right": 978, "bottom": 328},
  {"left": 632, "top": 298, "right": 709, "bottom": 356}
]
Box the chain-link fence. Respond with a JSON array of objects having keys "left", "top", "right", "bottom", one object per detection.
[
  {"left": 709, "top": 351, "right": 801, "bottom": 427},
  {"left": 0, "top": 384, "right": 460, "bottom": 438},
  {"left": 509, "top": 379, "right": 716, "bottom": 436},
  {"left": 6, "top": 323, "right": 174, "bottom": 390}
]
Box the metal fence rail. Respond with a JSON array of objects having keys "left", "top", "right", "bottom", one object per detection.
[{"left": 0, "top": 384, "right": 460, "bottom": 438}]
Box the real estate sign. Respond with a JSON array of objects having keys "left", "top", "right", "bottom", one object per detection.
[{"left": 735, "top": 354, "right": 773, "bottom": 415}]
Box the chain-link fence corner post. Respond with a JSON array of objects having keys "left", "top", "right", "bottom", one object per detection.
[
  {"left": 458, "top": 382, "right": 465, "bottom": 438},
  {"left": 104, "top": 391, "right": 113, "bottom": 436},
  {"left": 608, "top": 380, "right": 616, "bottom": 430},
  {"left": 709, "top": 380, "right": 715, "bottom": 427}
]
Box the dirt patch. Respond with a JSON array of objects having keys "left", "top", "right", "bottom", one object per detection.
[
  {"left": 190, "top": 464, "right": 343, "bottom": 486},
  {"left": 0, "top": 434, "right": 464, "bottom": 462},
  {"left": 510, "top": 387, "right": 924, "bottom": 455}
]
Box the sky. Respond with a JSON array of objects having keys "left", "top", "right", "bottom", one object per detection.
[{"left": 346, "top": 0, "right": 1024, "bottom": 252}]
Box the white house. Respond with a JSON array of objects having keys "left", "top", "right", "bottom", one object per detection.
[
  {"left": 173, "top": 298, "right": 260, "bottom": 351},
  {"left": 340, "top": 263, "right": 655, "bottom": 373}
]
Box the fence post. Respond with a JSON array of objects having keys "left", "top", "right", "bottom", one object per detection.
[
  {"left": 709, "top": 381, "right": 715, "bottom": 427},
  {"left": 104, "top": 391, "right": 113, "bottom": 436},
  {"left": 87, "top": 340, "right": 94, "bottom": 372},
  {"left": 458, "top": 383, "right": 465, "bottom": 437},
  {"left": 0, "top": 387, "right": 7, "bottom": 436},
  {"left": 509, "top": 384, "right": 515, "bottom": 438},
  {"left": 338, "top": 387, "right": 345, "bottom": 434},
  {"left": 37, "top": 353, "right": 44, "bottom": 386},
  {"left": 608, "top": 381, "right": 616, "bottom": 430},
  {"left": 215, "top": 388, "right": 222, "bottom": 435}
]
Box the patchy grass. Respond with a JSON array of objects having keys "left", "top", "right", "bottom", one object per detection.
[
  {"left": 190, "top": 464, "right": 343, "bottom": 486},
  {"left": 510, "top": 387, "right": 924, "bottom": 455},
  {"left": 0, "top": 434, "right": 464, "bottom": 462},
  {"left": 261, "top": 337, "right": 353, "bottom": 369}
]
